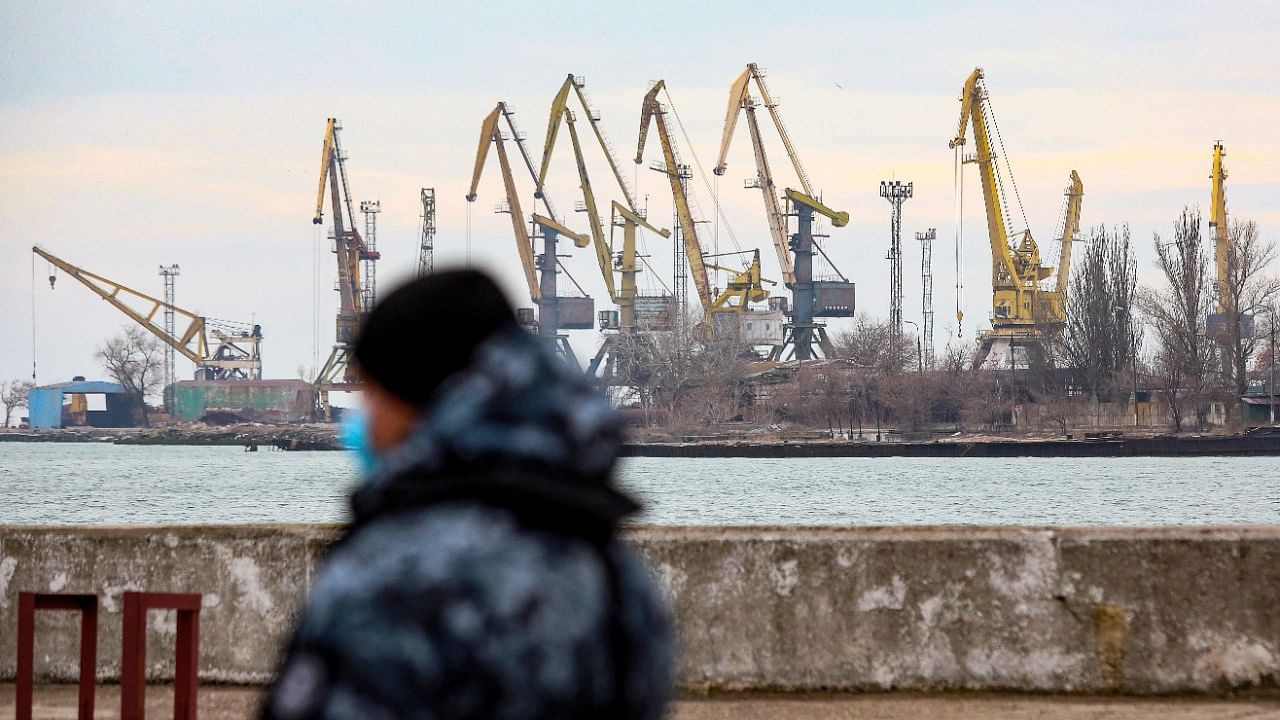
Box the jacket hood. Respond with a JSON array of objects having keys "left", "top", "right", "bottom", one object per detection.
[{"left": 349, "top": 328, "right": 639, "bottom": 534}]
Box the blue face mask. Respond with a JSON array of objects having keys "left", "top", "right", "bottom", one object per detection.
[{"left": 339, "top": 407, "right": 380, "bottom": 476}]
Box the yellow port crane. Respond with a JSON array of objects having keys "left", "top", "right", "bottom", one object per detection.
[
  {"left": 468, "top": 102, "right": 591, "bottom": 364},
  {"left": 539, "top": 74, "right": 671, "bottom": 331},
  {"left": 636, "top": 80, "right": 771, "bottom": 333},
  {"left": 34, "top": 246, "right": 262, "bottom": 380},
  {"left": 312, "top": 118, "right": 379, "bottom": 390},
  {"left": 950, "top": 67, "right": 1083, "bottom": 358}
]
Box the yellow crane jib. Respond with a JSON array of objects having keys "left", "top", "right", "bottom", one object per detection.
[
  {"left": 313, "top": 118, "right": 336, "bottom": 225},
  {"left": 1054, "top": 171, "right": 1084, "bottom": 297},
  {"left": 468, "top": 103, "right": 541, "bottom": 303},
  {"left": 1210, "top": 142, "right": 1229, "bottom": 313},
  {"left": 33, "top": 246, "right": 262, "bottom": 380}
]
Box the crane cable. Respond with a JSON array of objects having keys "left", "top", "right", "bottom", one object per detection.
[
  {"left": 313, "top": 224, "right": 321, "bottom": 375},
  {"left": 983, "top": 90, "right": 1030, "bottom": 240},
  {"left": 30, "top": 251, "right": 38, "bottom": 385},
  {"left": 954, "top": 146, "right": 965, "bottom": 339},
  {"left": 465, "top": 201, "right": 473, "bottom": 267},
  {"left": 659, "top": 86, "right": 744, "bottom": 255}
]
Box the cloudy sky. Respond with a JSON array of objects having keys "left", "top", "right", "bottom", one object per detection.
[{"left": 2, "top": 1, "right": 1278, "bottom": 396}]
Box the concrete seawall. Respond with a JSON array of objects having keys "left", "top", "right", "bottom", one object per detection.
[{"left": 1, "top": 525, "right": 1277, "bottom": 694}]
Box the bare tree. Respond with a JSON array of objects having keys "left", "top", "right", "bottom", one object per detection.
[
  {"left": 1, "top": 380, "right": 34, "bottom": 427},
  {"left": 609, "top": 312, "right": 750, "bottom": 430},
  {"left": 832, "top": 314, "right": 913, "bottom": 373},
  {"left": 1062, "top": 225, "right": 1139, "bottom": 401},
  {"left": 97, "top": 325, "right": 164, "bottom": 426},
  {"left": 1217, "top": 220, "right": 1280, "bottom": 422},
  {"left": 1140, "top": 208, "right": 1215, "bottom": 431}
]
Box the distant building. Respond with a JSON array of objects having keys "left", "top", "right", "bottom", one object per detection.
[
  {"left": 170, "top": 379, "right": 317, "bottom": 423},
  {"left": 27, "top": 379, "right": 141, "bottom": 429}
]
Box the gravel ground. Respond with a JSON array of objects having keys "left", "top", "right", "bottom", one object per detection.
[{"left": 3, "top": 685, "right": 1279, "bottom": 719}]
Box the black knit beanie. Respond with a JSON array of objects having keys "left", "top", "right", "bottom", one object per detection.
[{"left": 353, "top": 270, "right": 518, "bottom": 406}]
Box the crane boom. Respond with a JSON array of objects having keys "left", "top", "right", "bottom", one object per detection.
[
  {"left": 539, "top": 75, "right": 638, "bottom": 211},
  {"left": 469, "top": 105, "right": 541, "bottom": 302},
  {"left": 1210, "top": 142, "right": 1229, "bottom": 313},
  {"left": 715, "top": 64, "right": 839, "bottom": 287},
  {"left": 34, "top": 246, "right": 262, "bottom": 379},
  {"left": 950, "top": 68, "right": 1021, "bottom": 298},
  {"left": 563, "top": 109, "right": 615, "bottom": 299},
  {"left": 1055, "top": 171, "right": 1084, "bottom": 296},
  {"left": 637, "top": 81, "right": 713, "bottom": 314}
]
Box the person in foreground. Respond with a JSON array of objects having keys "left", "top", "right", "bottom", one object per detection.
[{"left": 261, "top": 270, "right": 674, "bottom": 719}]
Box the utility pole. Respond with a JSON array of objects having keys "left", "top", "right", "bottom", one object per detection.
[
  {"left": 917, "top": 228, "right": 936, "bottom": 369},
  {"left": 1270, "top": 309, "right": 1276, "bottom": 424},
  {"left": 904, "top": 319, "right": 923, "bottom": 373},
  {"left": 158, "top": 264, "right": 179, "bottom": 411},
  {"left": 418, "top": 188, "right": 436, "bottom": 278},
  {"left": 1132, "top": 324, "right": 1140, "bottom": 427},
  {"left": 360, "top": 200, "right": 381, "bottom": 312},
  {"left": 880, "top": 181, "right": 913, "bottom": 339}
]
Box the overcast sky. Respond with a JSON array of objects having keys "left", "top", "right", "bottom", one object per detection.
[{"left": 2, "top": 1, "right": 1278, "bottom": 398}]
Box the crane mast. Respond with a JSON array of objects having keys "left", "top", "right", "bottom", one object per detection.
[
  {"left": 34, "top": 246, "right": 262, "bottom": 381},
  {"left": 950, "top": 68, "right": 1079, "bottom": 348}
]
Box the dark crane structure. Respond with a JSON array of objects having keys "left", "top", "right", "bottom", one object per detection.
[{"left": 312, "top": 118, "right": 380, "bottom": 414}]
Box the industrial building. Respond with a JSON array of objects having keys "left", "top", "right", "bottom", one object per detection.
[
  {"left": 170, "top": 380, "right": 317, "bottom": 424},
  {"left": 27, "top": 379, "right": 140, "bottom": 429}
]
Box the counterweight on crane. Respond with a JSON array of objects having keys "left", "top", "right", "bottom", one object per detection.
[
  {"left": 950, "top": 68, "right": 1083, "bottom": 364},
  {"left": 312, "top": 118, "right": 379, "bottom": 393},
  {"left": 34, "top": 246, "right": 262, "bottom": 381},
  {"left": 468, "top": 102, "right": 592, "bottom": 366},
  {"left": 714, "top": 63, "right": 854, "bottom": 360}
]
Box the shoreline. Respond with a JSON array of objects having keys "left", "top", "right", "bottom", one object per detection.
[{"left": 4, "top": 426, "right": 1280, "bottom": 456}]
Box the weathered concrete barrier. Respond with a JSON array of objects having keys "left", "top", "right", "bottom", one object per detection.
[{"left": 1, "top": 525, "right": 1276, "bottom": 693}]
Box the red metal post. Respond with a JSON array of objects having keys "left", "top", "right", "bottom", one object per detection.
[
  {"left": 15, "top": 592, "right": 99, "bottom": 720},
  {"left": 120, "top": 592, "right": 202, "bottom": 720},
  {"left": 15, "top": 593, "right": 34, "bottom": 720}
]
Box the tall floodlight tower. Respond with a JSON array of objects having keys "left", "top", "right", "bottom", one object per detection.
[
  {"left": 880, "top": 181, "right": 913, "bottom": 337},
  {"left": 917, "top": 228, "right": 937, "bottom": 369},
  {"left": 360, "top": 200, "right": 381, "bottom": 311},
  {"left": 158, "top": 264, "right": 180, "bottom": 408},
  {"left": 418, "top": 188, "right": 436, "bottom": 277}
]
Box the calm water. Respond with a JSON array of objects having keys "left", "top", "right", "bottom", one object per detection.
[{"left": 0, "top": 444, "right": 1277, "bottom": 526}]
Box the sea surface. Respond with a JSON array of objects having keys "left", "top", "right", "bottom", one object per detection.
[{"left": 0, "top": 444, "right": 1277, "bottom": 526}]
